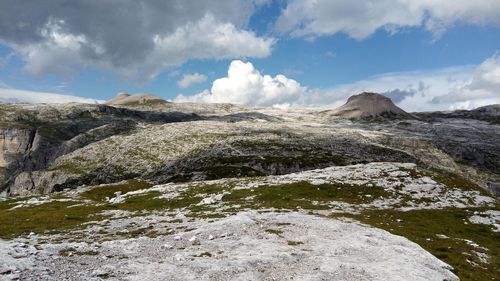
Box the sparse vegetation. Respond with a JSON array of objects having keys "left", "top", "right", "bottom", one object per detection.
[
  {"left": 80, "top": 179, "right": 153, "bottom": 201},
  {"left": 0, "top": 200, "right": 107, "bottom": 239},
  {"left": 287, "top": 240, "right": 303, "bottom": 246},
  {"left": 334, "top": 207, "right": 500, "bottom": 281},
  {"left": 222, "top": 181, "right": 390, "bottom": 210},
  {"left": 265, "top": 229, "right": 284, "bottom": 236}
]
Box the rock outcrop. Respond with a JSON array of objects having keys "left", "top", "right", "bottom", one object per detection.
[{"left": 328, "top": 92, "right": 413, "bottom": 120}]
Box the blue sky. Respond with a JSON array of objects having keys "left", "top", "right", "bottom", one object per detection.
[{"left": 0, "top": 0, "right": 499, "bottom": 111}]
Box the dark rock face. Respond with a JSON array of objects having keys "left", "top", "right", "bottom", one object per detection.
[
  {"left": 329, "top": 92, "right": 413, "bottom": 120},
  {"left": 148, "top": 136, "right": 418, "bottom": 184}
]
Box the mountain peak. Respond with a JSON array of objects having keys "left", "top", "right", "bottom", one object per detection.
[
  {"left": 330, "top": 92, "right": 412, "bottom": 120},
  {"left": 105, "top": 92, "right": 167, "bottom": 106}
]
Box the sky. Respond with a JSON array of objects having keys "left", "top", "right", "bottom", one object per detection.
[{"left": 0, "top": 0, "right": 499, "bottom": 111}]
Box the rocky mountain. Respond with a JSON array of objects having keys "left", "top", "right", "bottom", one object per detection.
[
  {"left": 326, "top": 92, "right": 414, "bottom": 119},
  {"left": 0, "top": 94, "right": 499, "bottom": 280}
]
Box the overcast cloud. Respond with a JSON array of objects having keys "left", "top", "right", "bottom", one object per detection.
[{"left": 0, "top": 0, "right": 274, "bottom": 82}]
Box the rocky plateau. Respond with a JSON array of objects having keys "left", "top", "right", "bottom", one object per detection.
[{"left": 0, "top": 92, "right": 498, "bottom": 280}]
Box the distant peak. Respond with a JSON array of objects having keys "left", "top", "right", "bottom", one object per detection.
[
  {"left": 347, "top": 92, "right": 392, "bottom": 102},
  {"left": 330, "top": 92, "right": 412, "bottom": 120},
  {"left": 105, "top": 92, "right": 167, "bottom": 106}
]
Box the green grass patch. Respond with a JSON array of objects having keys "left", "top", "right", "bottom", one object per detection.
[
  {"left": 336, "top": 208, "right": 500, "bottom": 281},
  {"left": 0, "top": 197, "right": 33, "bottom": 211},
  {"left": 265, "top": 229, "right": 284, "bottom": 236},
  {"left": 0, "top": 201, "right": 107, "bottom": 239},
  {"left": 0, "top": 181, "right": 227, "bottom": 238},
  {"left": 222, "top": 181, "right": 390, "bottom": 210},
  {"left": 80, "top": 179, "right": 153, "bottom": 201},
  {"left": 104, "top": 180, "right": 381, "bottom": 217}
]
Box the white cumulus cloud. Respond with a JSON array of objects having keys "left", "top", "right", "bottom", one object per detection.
[
  {"left": 175, "top": 60, "right": 307, "bottom": 107},
  {"left": 177, "top": 73, "right": 208, "bottom": 89},
  {"left": 276, "top": 0, "right": 500, "bottom": 39}
]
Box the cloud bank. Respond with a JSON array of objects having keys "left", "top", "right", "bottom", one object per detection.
[
  {"left": 0, "top": 1, "right": 274, "bottom": 82},
  {"left": 175, "top": 55, "right": 500, "bottom": 111},
  {"left": 276, "top": 0, "right": 500, "bottom": 39},
  {"left": 432, "top": 54, "right": 500, "bottom": 110},
  {"left": 1, "top": 0, "right": 499, "bottom": 83}
]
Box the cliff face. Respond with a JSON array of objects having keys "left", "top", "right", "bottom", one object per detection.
[
  {"left": 0, "top": 128, "right": 35, "bottom": 168},
  {"left": 0, "top": 128, "right": 36, "bottom": 192},
  {"left": 0, "top": 125, "right": 80, "bottom": 194}
]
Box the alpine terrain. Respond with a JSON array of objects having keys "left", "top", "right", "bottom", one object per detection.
[{"left": 0, "top": 93, "right": 498, "bottom": 281}]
